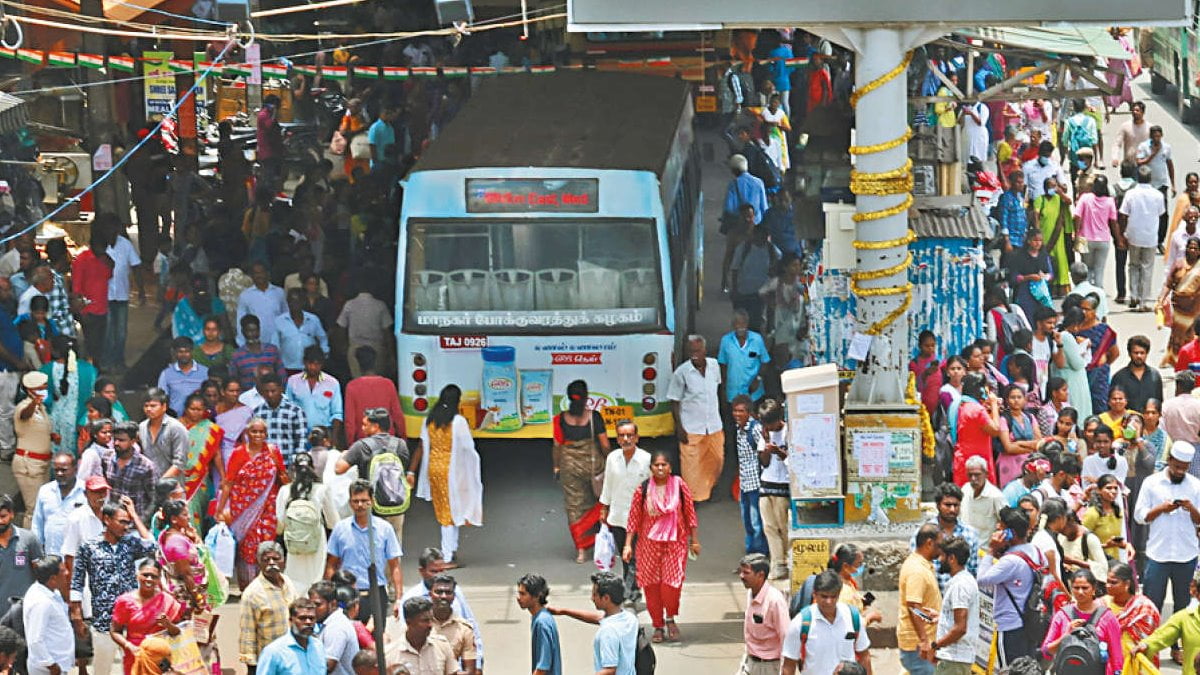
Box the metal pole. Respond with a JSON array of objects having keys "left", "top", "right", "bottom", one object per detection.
[
  {"left": 79, "top": 0, "right": 120, "bottom": 217},
  {"left": 365, "top": 513, "right": 387, "bottom": 675}
]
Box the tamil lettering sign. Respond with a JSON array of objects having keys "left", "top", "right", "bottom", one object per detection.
[
  {"left": 569, "top": 0, "right": 1188, "bottom": 29},
  {"left": 466, "top": 178, "right": 599, "bottom": 213},
  {"left": 413, "top": 308, "right": 658, "bottom": 331},
  {"left": 143, "top": 51, "right": 176, "bottom": 119}
]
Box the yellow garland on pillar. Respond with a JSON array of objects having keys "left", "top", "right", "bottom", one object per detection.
[
  {"left": 848, "top": 50, "right": 916, "bottom": 342},
  {"left": 907, "top": 372, "right": 937, "bottom": 459}
]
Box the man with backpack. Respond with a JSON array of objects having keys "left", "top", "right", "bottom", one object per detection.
[
  {"left": 977, "top": 505, "right": 1050, "bottom": 667},
  {"left": 781, "top": 570, "right": 869, "bottom": 675},
  {"left": 335, "top": 408, "right": 411, "bottom": 546}
]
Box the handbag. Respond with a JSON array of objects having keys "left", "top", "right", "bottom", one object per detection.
[{"left": 589, "top": 413, "right": 606, "bottom": 499}]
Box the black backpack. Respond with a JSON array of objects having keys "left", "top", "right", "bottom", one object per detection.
[
  {"left": 635, "top": 625, "right": 656, "bottom": 674},
  {"left": 1051, "top": 605, "right": 1108, "bottom": 675}
]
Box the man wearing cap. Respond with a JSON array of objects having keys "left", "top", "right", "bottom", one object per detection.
[
  {"left": 13, "top": 371, "right": 53, "bottom": 529},
  {"left": 1134, "top": 440, "right": 1200, "bottom": 615},
  {"left": 61, "top": 475, "right": 110, "bottom": 675},
  {"left": 30, "top": 452, "right": 83, "bottom": 556}
]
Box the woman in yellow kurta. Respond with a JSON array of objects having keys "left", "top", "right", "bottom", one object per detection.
[{"left": 413, "top": 384, "right": 483, "bottom": 564}]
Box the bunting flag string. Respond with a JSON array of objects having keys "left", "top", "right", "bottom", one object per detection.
[{"left": 0, "top": 47, "right": 813, "bottom": 84}]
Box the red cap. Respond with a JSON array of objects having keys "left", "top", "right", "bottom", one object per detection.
[{"left": 84, "top": 475, "right": 111, "bottom": 492}]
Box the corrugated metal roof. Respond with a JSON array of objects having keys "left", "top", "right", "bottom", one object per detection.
[
  {"left": 955, "top": 26, "right": 1129, "bottom": 61},
  {"left": 0, "top": 93, "right": 28, "bottom": 135},
  {"left": 912, "top": 205, "right": 991, "bottom": 240}
]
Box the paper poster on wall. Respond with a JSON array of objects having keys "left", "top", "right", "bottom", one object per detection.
[
  {"left": 973, "top": 589, "right": 997, "bottom": 674},
  {"left": 790, "top": 538, "right": 830, "bottom": 593},
  {"left": 792, "top": 393, "right": 825, "bottom": 414},
  {"left": 790, "top": 414, "right": 838, "bottom": 491},
  {"left": 855, "top": 431, "right": 890, "bottom": 478}
]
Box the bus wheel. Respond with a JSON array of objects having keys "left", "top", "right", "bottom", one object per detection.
[{"left": 1151, "top": 71, "right": 1167, "bottom": 95}]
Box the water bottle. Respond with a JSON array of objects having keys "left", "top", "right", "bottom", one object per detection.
[{"left": 1100, "top": 641, "right": 1109, "bottom": 665}]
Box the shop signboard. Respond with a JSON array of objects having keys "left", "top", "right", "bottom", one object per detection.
[{"left": 143, "top": 51, "right": 175, "bottom": 119}]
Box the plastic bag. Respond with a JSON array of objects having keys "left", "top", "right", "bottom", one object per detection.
[
  {"left": 323, "top": 449, "right": 357, "bottom": 520},
  {"left": 1029, "top": 278, "right": 1053, "bottom": 308},
  {"left": 204, "top": 522, "right": 236, "bottom": 579},
  {"left": 594, "top": 524, "right": 616, "bottom": 572}
]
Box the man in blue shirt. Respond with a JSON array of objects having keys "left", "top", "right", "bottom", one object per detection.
[
  {"left": 517, "top": 573, "right": 561, "bottom": 675},
  {"left": 718, "top": 310, "right": 770, "bottom": 404},
  {"left": 325, "top": 480, "right": 403, "bottom": 629},
  {"left": 977, "top": 506, "right": 1045, "bottom": 667},
  {"left": 767, "top": 36, "right": 794, "bottom": 116},
  {"left": 255, "top": 598, "right": 327, "bottom": 675},
  {"left": 157, "top": 336, "right": 208, "bottom": 414},
  {"left": 368, "top": 106, "right": 400, "bottom": 172},
  {"left": 274, "top": 290, "right": 329, "bottom": 372},
  {"left": 724, "top": 155, "right": 768, "bottom": 226},
  {"left": 550, "top": 571, "right": 638, "bottom": 675}
]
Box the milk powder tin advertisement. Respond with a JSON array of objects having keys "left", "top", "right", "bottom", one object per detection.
[{"left": 398, "top": 335, "right": 674, "bottom": 439}]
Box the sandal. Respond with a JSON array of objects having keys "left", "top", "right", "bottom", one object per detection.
[
  {"left": 665, "top": 619, "right": 680, "bottom": 642},
  {"left": 575, "top": 549, "right": 588, "bottom": 564},
  {"left": 651, "top": 628, "right": 665, "bottom": 643}
]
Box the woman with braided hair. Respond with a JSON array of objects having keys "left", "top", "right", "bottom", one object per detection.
[
  {"left": 39, "top": 335, "right": 97, "bottom": 454},
  {"left": 552, "top": 379, "right": 611, "bottom": 564}
]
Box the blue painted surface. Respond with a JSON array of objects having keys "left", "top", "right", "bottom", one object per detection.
[{"left": 804, "top": 237, "right": 985, "bottom": 368}]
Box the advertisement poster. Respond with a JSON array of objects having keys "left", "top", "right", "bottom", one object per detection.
[{"left": 143, "top": 51, "right": 176, "bottom": 118}]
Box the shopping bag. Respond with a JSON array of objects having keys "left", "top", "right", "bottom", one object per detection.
[
  {"left": 204, "top": 522, "right": 235, "bottom": 579},
  {"left": 594, "top": 524, "right": 616, "bottom": 572}
]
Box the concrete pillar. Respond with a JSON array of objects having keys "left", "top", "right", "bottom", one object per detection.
[{"left": 847, "top": 28, "right": 911, "bottom": 406}]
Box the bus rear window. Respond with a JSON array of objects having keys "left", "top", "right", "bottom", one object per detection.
[{"left": 404, "top": 218, "right": 664, "bottom": 334}]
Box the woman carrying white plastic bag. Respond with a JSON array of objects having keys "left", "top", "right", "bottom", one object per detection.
[{"left": 594, "top": 524, "right": 616, "bottom": 571}]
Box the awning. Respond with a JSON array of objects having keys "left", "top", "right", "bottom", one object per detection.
[
  {"left": 912, "top": 205, "right": 991, "bottom": 240},
  {"left": 954, "top": 26, "right": 1130, "bottom": 61},
  {"left": 0, "top": 93, "right": 29, "bottom": 135}
]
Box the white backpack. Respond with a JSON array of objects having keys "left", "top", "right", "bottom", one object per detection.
[{"left": 284, "top": 493, "right": 324, "bottom": 555}]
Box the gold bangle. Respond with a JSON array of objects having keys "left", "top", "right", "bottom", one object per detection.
[{"left": 850, "top": 50, "right": 913, "bottom": 107}]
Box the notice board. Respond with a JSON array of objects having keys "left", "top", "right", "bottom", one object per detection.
[
  {"left": 843, "top": 409, "right": 923, "bottom": 523},
  {"left": 781, "top": 364, "right": 842, "bottom": 499}
]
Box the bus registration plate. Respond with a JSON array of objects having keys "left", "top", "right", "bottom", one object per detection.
[{"left": 600, "top": 405, "right": 634, "bottom": 432}]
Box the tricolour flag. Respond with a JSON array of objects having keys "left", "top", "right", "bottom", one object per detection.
[
  {"left": 469, "top": 66, "right": 497, "bottom": 76},
  {"left": 168, "top": 60, "right": 192, "bottom": 73},
  {"left": 617, "top": 59, "right": 643, "bottom": 69},
  {"left": 224, "top": 63, "right": 252, "bottom": 77},
  {"left": 322, "top": 66, "right": 348, "bottom": 80},
  {"left": 295, "top": 65, "right": 317, "bottom": 76},
  {"left": 16, "top": 49, "right": 43, "bottom": 66},
  {"left": 47, "top": 52, "right": 75, "bottom": 67},
  {"left": 0, "top": 48, "right": 14, "bottom": 60},
  {"left": 410, "top": 66, "right": 437, "bottom": 77},
  {"left": 109, "top": 55, "right": 135, "bottom": 72},
  {"left": 352, "top": 66, "right": 380, "bottom": 79},
  {"left": 441, "top": 66, "right": 467, "bottom": 78},
  {"left": 530, "top": 65, "right": 555, "bottom": 74},
  {"left": 381, "top": 67, "right": 408, "bottom": 80},
  {"left": 261, "top": 63, "right": 288, "bottom": 79},
  {"left": 78, "top": 53, "right": 105, "bottom": 69}
]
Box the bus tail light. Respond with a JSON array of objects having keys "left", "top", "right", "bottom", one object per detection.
[
  {"left": 414, "top": 398, "right": 429, "bottom": 412},
  {"left": 414, "top": 384, "right": 427, "bottom": 396},
  {"left": 413, "top": 368, "right": 428, "bottom": 383},
  {"left": 641, "top": 367, "right": 657, "bottom": 381},
  {"left": 642, "top": 352, "right": 657, "bottom": 365},
  {"left": 642, "top": 396, "right": 656, "bottom": 411},
  {"left": 642, "top": 383, "right": 656, "bottom": 396}
]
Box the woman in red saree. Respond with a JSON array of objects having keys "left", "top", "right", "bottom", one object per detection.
[
  {"left": 110, "top": 559, "right": 184, "bottom": 675},
  {"left": 181, "top": 394, "right": 224, "bottom": 530},
  {"left": 215, "top": 417, "right": 287, "bottom": 589},
  {"left": 1104, "top": 562, "right": 1161, "bottom": 667},
  {"left": 622, "top": 449, "right": 700, "bottom": 644}
]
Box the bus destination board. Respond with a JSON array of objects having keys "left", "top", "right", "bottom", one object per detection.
[{"left": 466, "top": 178, "right": 599, "bottom": 213}]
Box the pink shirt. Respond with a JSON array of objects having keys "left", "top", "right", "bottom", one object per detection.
[
  {"left": 1073, "top": 193, "right": 1118, "bottom": 242},
  {"left": 743, "top": 582, "right": 790, "bottom": 660},
  {"left": 1040, "top": 605, "right": 1124, "bottom": 675}
]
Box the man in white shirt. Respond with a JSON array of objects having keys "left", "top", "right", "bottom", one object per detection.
[
  {"left": 1119, "top": 166, "right": 1167, "bottom": 311},
  {"left": 598, "top": 419, "right": 650, "bottom": 600},
  {"left": 62, "top": 476, "right": 109, "bottom": 675},
  {"left": 1134, "top": 440, "right": 1200, "bottom": 616},
  {"left": 960, "top": 100, "right": 990, "bottom": 163},
  {"left": 1021, "top": 141, "right": 1069, "bottom": 200},
  {"left": 931, "top": 537, "right": 980, "bottom": 673},
  {"left": 30, "top": 452, "right": 84, "bottom": 557},
  {"left": 666, "top": 335, "right": 725, "bottom": 503},
  {"left": 102, "top": 219, "right": 141, "bottom": 371},
  {"left": 1065, "top": 262, "right": 1110, "bottom": 320},
  {"left": 960, "top": 455, "right": 1006, "bottom": 536},
  {"left": 1136, "top": 124, "right": 1176, "bottom": 250},
  {"left": 23, "top": 555, "right": 74, "bottom": 675},
  {"left": 236, "top": 261, "right": 287, "bottom": 346},
  {"left": 781, "top": 570, "right": 870, "bottom": 675}
]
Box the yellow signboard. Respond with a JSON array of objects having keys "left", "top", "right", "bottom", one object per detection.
[
  {"left": 600, "top": 405, "right": 635, "bottom": 434},
  {"left": 789, "top": 538, "right": 829, "bottom": 593}
]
